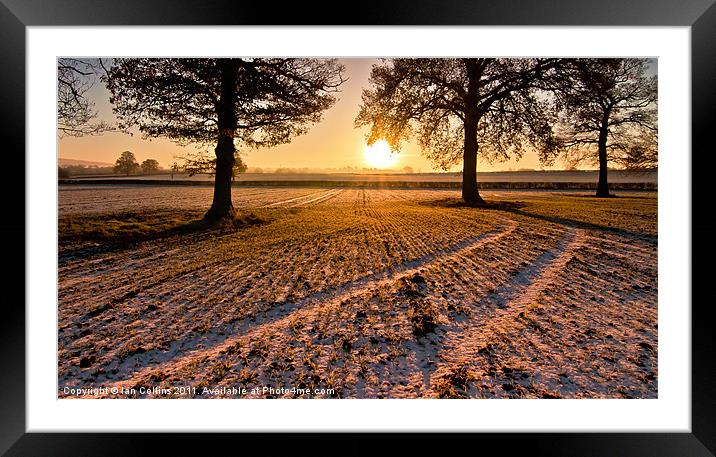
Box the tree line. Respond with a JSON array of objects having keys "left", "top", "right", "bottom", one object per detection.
[
  {"left": 58, "top": 153, "right": 162, "bottom": 178},
  {"left": 58, "top": 57, "right": 656, "bottom": 219},
  {"left": 112, "top": 151, "right": 162, "bottom": 176}
]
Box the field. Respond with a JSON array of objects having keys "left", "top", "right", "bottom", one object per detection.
[{"left": 58, "top": 185, "right": 657, "bottom": 399}]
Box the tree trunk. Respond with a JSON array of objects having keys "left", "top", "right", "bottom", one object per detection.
[
  {"left": 461, "top": 59, "right": 485, "bottom": 205},
  {"left": 205, "top": 137, "right": 236, "bottom": 220},
  {"left": 596, "top": 125, "right": 610, "bottom": 198},
  {"left": 462, "top": 112, "right": 484, "bottom": 204},
  {"left": 205, "top": 59, "right": 238, "bottom": 221}
]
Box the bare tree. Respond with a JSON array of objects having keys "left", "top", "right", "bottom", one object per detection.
[
  {"left": 552, "top": 58, "right": 657, "bottom": 196},
  {"left": 355, "top": 58, "right": 561, "bottom": 204},
  {"left": 104, "top": 58, "right": 345, "bottom": 220},
  {"left": 57, "top": 58, "right": 112, "bottom": 137}
]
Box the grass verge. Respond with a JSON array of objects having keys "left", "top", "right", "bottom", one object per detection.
[{"left": 59, "top": 209, "right": 265, "bottom": 244}]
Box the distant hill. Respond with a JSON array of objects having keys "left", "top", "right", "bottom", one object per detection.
[{"left": 59, "top": 157, "right": 113, "bottom": 168}]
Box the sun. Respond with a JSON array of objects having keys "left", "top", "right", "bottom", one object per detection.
[{"left": 363, "top": 140, "right": 398, "bottom": 169}]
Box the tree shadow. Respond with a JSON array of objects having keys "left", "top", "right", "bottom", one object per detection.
[
  {"left": 555, "top": 192, "right": 655, "bottom": 200},
  {"left": 497, "top": 206, "right": 657, "bottom": 242},
  {"left": 419, "top": 197, "right": 528, "bottom": 211},
  {"left": 58, "top": 211, "right": 265, "bottom": 262},
  {"left": 420, "top": 197, "right": 655, "bottom": 242}
]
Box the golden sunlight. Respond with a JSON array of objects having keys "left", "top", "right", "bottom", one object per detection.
[{"left": 363, "top": 140, "right": 398, "bottom": 169}]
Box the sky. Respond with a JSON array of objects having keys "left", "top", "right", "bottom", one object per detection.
[{"left": 57, "top": 58, "right": 653, "bottom": 172}]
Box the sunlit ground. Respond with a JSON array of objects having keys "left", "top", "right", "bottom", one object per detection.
[{"left": 58, "top": 187, "right": 657, "bottom": 399}]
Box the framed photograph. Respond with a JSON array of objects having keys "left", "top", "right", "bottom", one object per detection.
[{"left": 3, "top": 0, "right": 714, "bottom": 454}]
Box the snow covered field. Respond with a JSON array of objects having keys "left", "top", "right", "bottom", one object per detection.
[{"left": 58, "top": 186, "right": 657, "bottom": 398}]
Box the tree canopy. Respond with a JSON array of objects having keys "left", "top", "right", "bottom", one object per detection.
[
  {"left": 114, "top": 150, "right": 139, "bottom": 176},
  {"left": 551, "top": 58, "right": 657, "bottom": 195},
  {"left": 57, "top": 58, "right": 112, "bottom": 137},
  {"left": 104, "top": 58, "right": 345, "bottom": 148},
  {"left": 104, "top": 58, "right": 346, "bottom": 219},
  {"left": 140, "top": 159, "right": 160, "bottom": 174},
  {"left": 356, "top": 58, "right": 561, "bottom": 203}
]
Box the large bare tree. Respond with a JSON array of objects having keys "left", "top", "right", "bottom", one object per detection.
[
  {"left": 552, "top": 58, "right": 657, "bottom": 197},
  {"left": 104, "top": 58, "right": 345, "bottom": 220},
  {"left": 355, "top": 58, "right": 561, "bottom": 204}
]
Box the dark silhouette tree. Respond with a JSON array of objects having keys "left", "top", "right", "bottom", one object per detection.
[
  {"left": 140, "top": 158, "right": 160, "bottom": 175},
  {"left": 613, "top": 130, "right": 658, "bottom": 171},
  {"left": 104, "top": 58, "right": 345, "bottom": 220},
  {"left": 355, "top": 58, "right": 561, "bottom": 204},
  {"left": 552, "top": 58, "right": 657, "bottom": 197},
  {"left": 114, "top": 150, "right": 139, "bottom": 176},
  {"left": 57, "top": 58, "right": 112, "bottom": 137}
]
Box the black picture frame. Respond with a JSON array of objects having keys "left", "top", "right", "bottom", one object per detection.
[{"left": 2, "top": 0, "right": 714, "bottom": 455}]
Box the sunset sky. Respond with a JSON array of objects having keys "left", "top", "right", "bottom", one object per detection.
[{"left": 58, "top": 58, "right": 614, "bottom": 172}]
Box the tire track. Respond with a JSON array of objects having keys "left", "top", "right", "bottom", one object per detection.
[
  {"left": 89, "top": 217, "right": 519, "bottom": 396},
  {"left": 261, "top": 188, "right": 338, "bottom": 208},
  {"left": 352, "top": 220, "right": 568, "bottom": 398},
  {"left": 433, "top": 226, "right": 586, "bottom": 375},
  {"left": 292, "top": 188, "right": 343, "bottom": 207}
]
